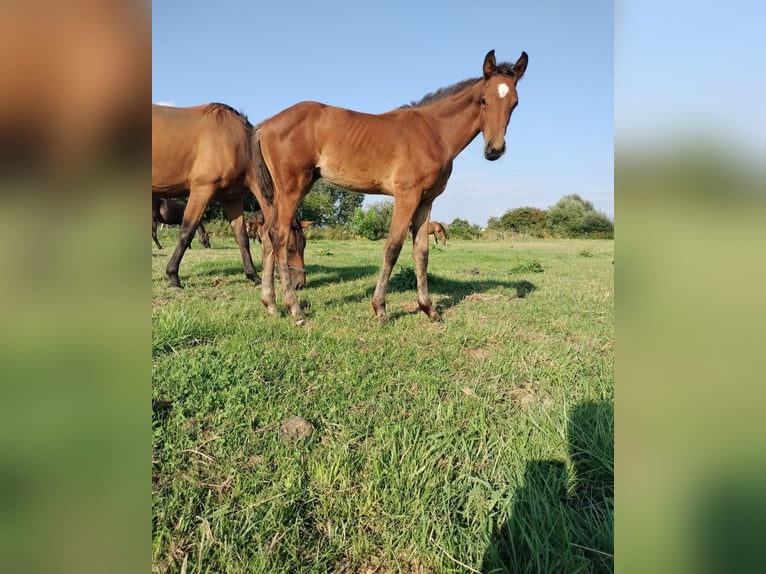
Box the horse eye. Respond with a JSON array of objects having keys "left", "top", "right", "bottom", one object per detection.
[{"left": 480, "top": 97, "right": 487, "bottom": 106}]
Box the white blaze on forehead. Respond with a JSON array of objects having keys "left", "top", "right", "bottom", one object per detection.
[{"left": 497, "top": 83, "right": 510, "bottom": 99}]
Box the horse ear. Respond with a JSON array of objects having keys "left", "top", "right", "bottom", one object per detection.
[
  {"left": 513, "top": 51, "right": 528, "bottom": 80},
  {"left": 483, "top": 49, "right": 497, "bottom": 79},
  {"left": 300, "top": 221, "right": 314, "bottom": 229}
]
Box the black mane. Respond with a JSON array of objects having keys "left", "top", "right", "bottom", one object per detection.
[
  {"left": 203, "top": 102, "right": 251, "bottom": 127},
  {"left": 400, "top": 61, "right": 520, "bottom": 109}
]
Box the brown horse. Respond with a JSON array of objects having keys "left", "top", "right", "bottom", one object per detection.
[
  {"left": 245, "top": 211, "right": 266, "bottom": 242},
  {"left": 254, "top": 50, "right": 527, "bottom": 323},
  {"left": 428, "top": 221, "right": 448, "bottom": 246},
  {"left": 247, "top": 210, "right": 313, "bottom": 245},
  {"left": 152, "top": 197, "right": 210, "bottom": 249},
  {"left": 152, "top": 103, "right": 309, "bottom": 289}
]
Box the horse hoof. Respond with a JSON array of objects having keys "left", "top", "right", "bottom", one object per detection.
[{"left": 262, "top": 302, "right": 277, "bottom": 316}]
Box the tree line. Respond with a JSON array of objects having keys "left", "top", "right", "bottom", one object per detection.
[{"left": 202, "top": 180, "right": 613, "bottom": 239}]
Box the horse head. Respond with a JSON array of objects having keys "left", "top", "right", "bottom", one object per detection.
[
  {"left": 287, "top": 220, "right": 314, "bottom": 289},
  {"left": 479, "top": 49, "right": 528, "bottom": 161}
]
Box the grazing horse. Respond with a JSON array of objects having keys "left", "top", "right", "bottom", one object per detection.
[
  {"left": 428, "top": 221, "right": 448, "bottom": 246},
  {"left": 152, "top": 197, "right": 210, "bottom": 249},
  {"left": 245, "top": 211, "right": 266, "bottom": 242},
  {"left": 253, "top": 49, "right": 527, "bottom": 323},
  {"left": 247, "top": 210, "right": 313, "bottom": 245},
  {"left": 152, "top": 103, "right": 309, "bottom": 289}
]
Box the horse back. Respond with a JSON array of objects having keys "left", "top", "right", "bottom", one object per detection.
[
  {"left": 152, "top": 104, "right": 251, "bottom": 193},
  {"left": 259, "top": 102, "right": 449, "bottom": 194}
]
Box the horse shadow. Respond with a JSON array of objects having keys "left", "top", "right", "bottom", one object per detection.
[
  {"left": 428, "top": 274, "right": 536, "bottom": 311},
  {"left": 322, "top": 270, "right": 536, "bottom": 321},
  {"left": 302, "top": 263, "right": 380, "bottom": 289},
  {"left": 481, "top": 399, "right": 614, "bottom": 573}
]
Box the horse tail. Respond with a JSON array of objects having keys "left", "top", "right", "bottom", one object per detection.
[{"left": 250, "top": 126, "right": 274, "bottom": 206}]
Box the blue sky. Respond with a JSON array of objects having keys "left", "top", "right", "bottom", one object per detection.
[
  {"left": 153, "top": 0, "right": 614, "bottom": 226},
  {"left": 615, "top": 0, "right": 766, "bottom": 158}
]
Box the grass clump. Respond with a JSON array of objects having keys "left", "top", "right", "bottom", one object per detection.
[{"left": 510, "top": 260, "right": 545, "bottom": 274}]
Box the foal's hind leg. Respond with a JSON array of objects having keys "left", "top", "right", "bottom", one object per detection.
[
  {"left": 165, "top": 187, "right": 214, "bottom": 288},
  {"left": 411, "top": 204, "right": 441, "bottom": 321},
  {"left": 152, "top": 219, "right": 163, "bottom": 249},
  {"left": 196, "top": 223, "right": 211, "bottom": 248},
  {"left": 221, "top": 197, "right": 261, "bottom": 286}
]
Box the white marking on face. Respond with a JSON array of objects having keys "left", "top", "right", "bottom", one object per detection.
[{"left": 497, "top": 83, "right": 510, "bottom": 99}]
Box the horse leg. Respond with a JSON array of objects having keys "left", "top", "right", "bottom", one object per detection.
[
  {"left": 411, "top": 204, "right": 441, "bottom": 321},
  {"left": 372, "top": 196, "right": 418, "bottom": 324},
  {"left": 165, "top": 187, "right": 213, "bottom": 288},
  {"left": 152, "top": 218, "right": 163, "bottom": 249},
  {"left": 272, "top": 198, "right": 308, "bottom": 323},
  {"left": 196, "top": 222, "right": 211, "bottom": 249},
  {"left": 258, "top": 217, "right": 278, "bottom": 316},
  {"left": 221, "top": 197, "right": 261, "bottom": 286}
]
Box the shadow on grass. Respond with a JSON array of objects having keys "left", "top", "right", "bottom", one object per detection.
[
  {"left": 303, "top": 263, "right": 380, "bottom": 288},
  {"left": 482, "top": 400, "right": 614, "bottom": 573},
  {"left": 315, "top": 265, "right": 537, "bottom": 319}
]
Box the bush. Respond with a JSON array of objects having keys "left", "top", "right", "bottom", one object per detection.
[
  {"left": 448, "top": 218, "right": 482, "bottom": 240},
  {"left": 349, "top": 201, "right": 393, "bottom": 240},
  {"left": 546, "top": 194, "right": 613, "bottom": 238},
  {"left": 489, "top": 206, "right": 548, "bottom": 236}
]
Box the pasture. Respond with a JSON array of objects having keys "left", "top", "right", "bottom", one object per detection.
[{"left": 152, "top": 235, "right": 614, "bottom": 573}]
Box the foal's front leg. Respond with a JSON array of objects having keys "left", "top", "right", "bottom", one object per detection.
[
  {"left": 372, "top": 197, "right": 419, "bottom": 324},
  {"left": 165, "top": 187, "right": 213, "bottom": 288},
  {"left": 258, "top": 222, "right": 279, "bottom": 317}
]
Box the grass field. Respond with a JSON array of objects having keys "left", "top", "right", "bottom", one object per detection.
[{"left": 152, "top": 233, "right": 614, "bottom": 573}]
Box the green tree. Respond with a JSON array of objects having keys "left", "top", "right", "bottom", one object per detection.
[
  {"left": 201, "top": 192, "right": 261, "bottom": 222},
  {"left": 491, "top": 206, "right": 549, "bottom": 236},
  {"left": 349, "top": 200, "right": 393, "bottom": 240},
  {"left": 448, "top": 217, "right": 482, "bottom": 239},
  {"left": 296, "top": 179, "right": 364, "bottom": 226},
  {"left": 546, "top": 194, "right": 613, "bottom": 238}
]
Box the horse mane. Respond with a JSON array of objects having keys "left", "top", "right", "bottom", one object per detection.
[
  {"left": 203, "top": 103, "right": 251, "bottom": 127},
  {"left": 401, "top": 61, "right": 522, "bottom": 109}
]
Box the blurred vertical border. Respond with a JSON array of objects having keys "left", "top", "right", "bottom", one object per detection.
[
  {"left": 0, "top": 1, "right": 149, "bottom": 573},
  {"left": 616, "top": 1, "right": 766, "bottom": 573}
]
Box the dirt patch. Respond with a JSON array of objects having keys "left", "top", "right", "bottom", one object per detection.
[
  {"left": 506, "top": 382, "right": 554, "bottom": 409},
  {"left": 461, "top": 347, "right": 492, "bottom": 360},
  {"left": 462, "top": 293, "right": 506, "bottom": 303}
]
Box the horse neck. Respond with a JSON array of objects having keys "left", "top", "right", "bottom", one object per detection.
[{"left": 420, "top": 81, "right": 483, "bottom": 159}]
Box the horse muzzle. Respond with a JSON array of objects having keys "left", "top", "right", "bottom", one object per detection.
[
  {"left": 484, "top": 141, "right": 506, "bottom": 161},
  {"left": 289, "top": 266, "right": 306, "bottom": 290}
]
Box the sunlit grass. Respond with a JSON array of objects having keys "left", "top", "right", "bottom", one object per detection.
[{"left": 153, "top": 237, "right": 613, "bottom": 573}]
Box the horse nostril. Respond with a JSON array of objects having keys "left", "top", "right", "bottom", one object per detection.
[{"left": 484, "top": 141, "right": 506, "bottom": 161}]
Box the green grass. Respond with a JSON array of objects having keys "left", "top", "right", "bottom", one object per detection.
[{"left": 152, "top": 236, "right": 614, "bottom": 573}]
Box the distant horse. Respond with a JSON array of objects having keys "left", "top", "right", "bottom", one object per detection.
[
  {"left": 152, "top": 197, "right": 210, "bottom": 249},
  {"left": 152, "top": 103, "right": 309, "bottom": 289},
  {"left": 428, "top": 221, "right": 448, "bottom": 246},
  {"left": 245, "top": 211, "right": 265, "bottom": 242},
  {"left": 247, "top": 210, "right": 313, "bottom": 244},
  {"left": 253, "top": 49, "right": 527, "bottom": 323}
]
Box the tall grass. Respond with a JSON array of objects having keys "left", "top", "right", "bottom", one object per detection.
[{"left": 153, "top": 237, "right": 613, "bottom": 573}]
